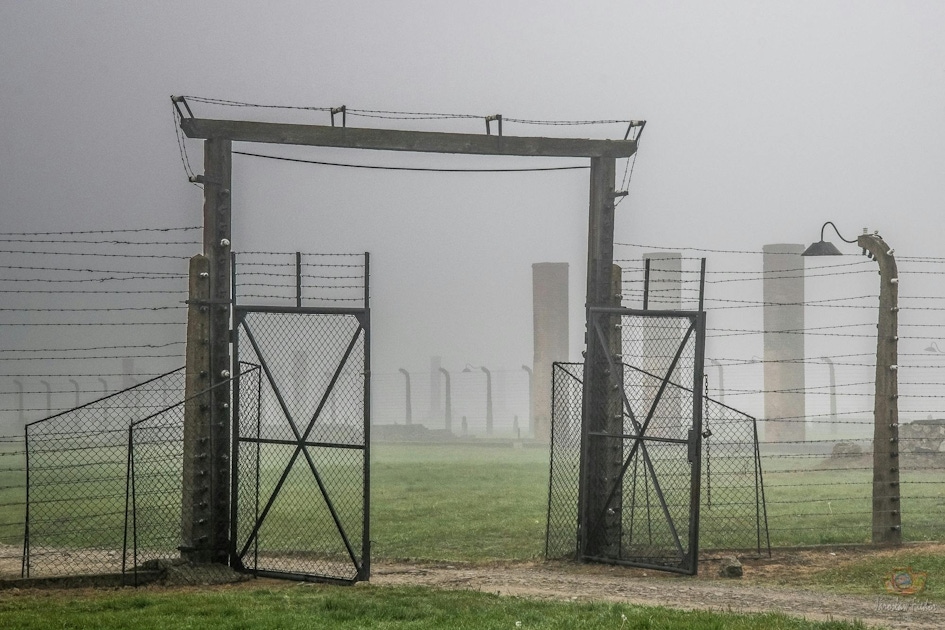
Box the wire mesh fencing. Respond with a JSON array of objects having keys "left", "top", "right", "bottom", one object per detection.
[
  {"left": 545, "top": 363, "right": 582, "bottom": 560},
  {"left": 613, "top": 244, "right": 945, "bottom": 548},
  {"left": 0, "top": 433, "right": 26, "bottom": 577},
  {"left": 123, "top": 365, "right": 260, "bottom": 581},
  {"left": 24, "top": 368, "right": 186, "bottom": 577},
  {"left": 15, "top": 366, "right": 264, "bottom": 581},
  {"left": 699, "top": 397, "right": 769, "bottom": 554},
  {"left": 546, "top": 361, "right": 769, "bottom": 562},
  {"left": 233, "top": 308, "right": 369, "bottom": 583}
]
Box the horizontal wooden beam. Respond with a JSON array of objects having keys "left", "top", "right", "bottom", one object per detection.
[{"left": 180, "top": 118, "right": 637, "bottom": 159}]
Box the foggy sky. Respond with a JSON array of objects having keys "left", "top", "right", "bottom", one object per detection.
[{"left": 2, "top": 1, "right": 944, "bottom": 378}]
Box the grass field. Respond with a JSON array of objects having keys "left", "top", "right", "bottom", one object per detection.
[
  {"left": 0, "top": 582, "right": 874, "bottom": 630},
  {"left": 372, "top": 443, "right": 549, "bottom": 561},
  {"left": 3, "top": 440, "right": 945, "bottom": 629},
  {"left": 3, "top": 439, "right": 945, "bottom": 568},
  {"left": 799, "top": 546, "right": 945, "bottom": 601}
]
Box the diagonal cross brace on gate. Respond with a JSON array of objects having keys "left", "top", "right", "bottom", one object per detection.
[
  {"left": 580, "top": 307, "right": 705, "bottom": 574},
  {"left": 232, "top": 306, "right": 367, "bottom": 579},
  {"left": 588, "top": 309, "right": 697, "bottom": 559}
]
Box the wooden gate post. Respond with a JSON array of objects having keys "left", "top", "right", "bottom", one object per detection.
[
  {"left": 205, "top": 137, "right": 233, "bottom": 564},
  {"left": 182, "top": 137, "right": 233, "bottom": 564},
  {"left": 579, "top": 156, "right": 623, "bottom": 558}
]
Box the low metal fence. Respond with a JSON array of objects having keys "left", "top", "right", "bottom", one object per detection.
[{"left": 11, "top": 365, "right": 260, "bottom": 581}]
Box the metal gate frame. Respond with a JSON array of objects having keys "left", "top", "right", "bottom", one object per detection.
[
  {"left": 580, "top": 307, "right": 705, "bottom": 574},
  {"left": 231, "top": 300, "right": 370, "bottom": 584}
]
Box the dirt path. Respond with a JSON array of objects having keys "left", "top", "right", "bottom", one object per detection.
[
  {"left": 5, "top": 544, "right": 943, "bottom": 629},
  {"left": 372, "top": 550, "right": 942, "bottom": 630}
]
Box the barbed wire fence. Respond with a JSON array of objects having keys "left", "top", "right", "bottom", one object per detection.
[
  {"left": 2, "top": 221, "right": 944, "bottom": 576},
  {"left": 0, "top": 226, "right": 199, "bottom": 577},
  {"left": 615, "top": 242, "right": 945, "bottom": 546},
  {"left": 0, "top": 233, "right": 379, "bottom": 580}
]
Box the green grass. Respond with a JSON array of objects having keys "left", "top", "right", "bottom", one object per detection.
[
  {"left": 759, "top": 463, "right": 945, "bottom": 547},
  {"left": 5, "top": 440, "right": 945, "bottom": 564},
  {"left": 0, "top": 444, "right": 26, "bottom": 545},
  {"left": 0, "top": 582, "right": 873, "bottom": 630},
  {"left": 799, "top": 547, "right": 945, "bottom": 603},
  {"left": 372, "top": 444, "right": 549, "bottom": 562}
]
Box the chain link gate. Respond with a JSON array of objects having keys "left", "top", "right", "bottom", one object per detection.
[
  {"left": 232, "top": 305, "right": 369, "bottom": 583},
  {"left": 580, "top": 307, "right": 705, "bottom": 574}
]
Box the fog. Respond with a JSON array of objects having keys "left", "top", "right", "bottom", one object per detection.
[{"left": 2, "top": 2, "right": 944, "bottom": 427}]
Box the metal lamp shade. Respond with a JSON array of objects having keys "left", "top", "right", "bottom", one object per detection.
[{"left": 801, "top": 240, "right": 844, "bottom": 256}]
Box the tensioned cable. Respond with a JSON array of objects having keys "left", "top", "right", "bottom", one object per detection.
[
  {"left": 0, "top": 276, "right": 183, "bottom": 284},
  {"left": 236, "top": 251, "right": 361, "bottom": 256},
  {"left": 616, "top": 242, "right": 774, "bottom": 254},
  {"left": 0, "top": 238, "right": 198, "bottom": 245},
  {"left": 179, "top": 96, "right": 638, "bottom": 126},
  {"left": 0, "top": 342, "right": 184, "bottom": 353},
  {"left": 618, "top": 259, "right": 869, "bottom": 275},
  {"left": 0, "top": 227, "right": 200, "bottom": 236},
  {"left": 0, "top": 250, "right": 189, "bottom": 259},
  {"left": 1, "top": 322, "right": 184, "bottom": 327},
  {"left": 0, "top": 264, "right": 183, "bottom": 276},
  {"left": 233, "top": 150, "right": 589, "bottom": 173},
  {"left": 172, "top": 106, "right": 199, "bottom": 186},
  {"left": 1, "top": 354, "right": 183, "bottom": 361},
  {"left": 0, "top": 306, "right": 184, "bottom": 312}
]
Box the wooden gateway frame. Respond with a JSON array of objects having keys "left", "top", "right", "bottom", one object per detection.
[{"left": 175, "top": 98, "right": 639, "bottom": 573}]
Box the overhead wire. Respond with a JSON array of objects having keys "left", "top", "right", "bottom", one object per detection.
[{"left": 234, "top": 150, "right": 589, "bottom": 173}]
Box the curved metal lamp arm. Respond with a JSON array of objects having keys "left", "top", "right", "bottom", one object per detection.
[{"left": 821, "top": 221, "right": 857, "bottom": 244}]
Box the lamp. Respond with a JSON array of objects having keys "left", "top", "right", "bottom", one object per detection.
[{"left": 801, "top": 221, "right": 857, "bottom": 257}]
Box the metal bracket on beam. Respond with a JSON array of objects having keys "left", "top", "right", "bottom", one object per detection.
[
  {"left": 485, "top": 114, "right": 503, "bottom": 136},
  {"left": 331, "top": 106, "right": 346, "bottom": 128},
  {"left": 624, "top": 120, "right": 646, "bottom": 141},
  {"left": 171, "top": 95, "right": 194, "bottom": 120}
]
